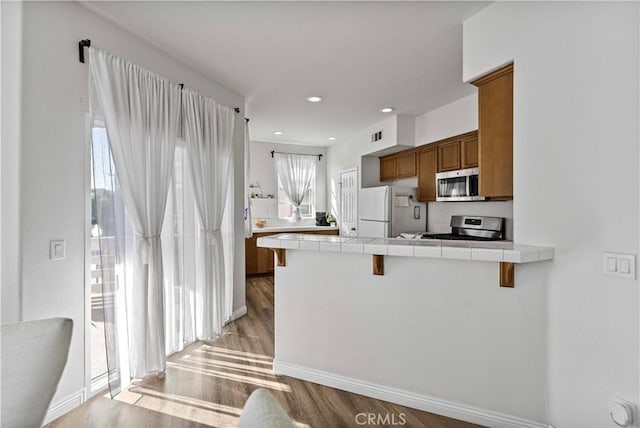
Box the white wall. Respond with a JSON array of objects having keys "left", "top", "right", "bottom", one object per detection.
[
  {"left": 275, "top": 250, "right": 547, "bottom": 425},
  {"left": 1, "top": 1, "right": 23, "bottom": 323},
  {"left": 464, "top": 2, "right": 639, "bottom": 426},
  {"left": 249, "top": 141, "right": 327, "bottom": 225},
  {"left": 414, "top": 93, "right": 477, "bottom": 146},
  {"left": 327, "top": 114, "right": 416, "bottom": 211},
  {"left": 15, "top": 0, "right": 244, "bottom": 413}
]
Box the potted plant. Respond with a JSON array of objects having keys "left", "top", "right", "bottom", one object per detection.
[{"left": 326, "top": 214, "right": 336, "bottom": 227}]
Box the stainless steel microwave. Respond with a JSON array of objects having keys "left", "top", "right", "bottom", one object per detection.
[{"left": 436, "top": 167, "right": 486, "bottom": 202}]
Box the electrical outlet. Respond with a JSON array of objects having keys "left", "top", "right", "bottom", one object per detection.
[{"left": 602, "top": 252, "right": 636, "bottom": 280}]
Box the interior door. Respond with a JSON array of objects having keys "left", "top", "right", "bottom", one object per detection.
[{"left": 339, "top": 168, "right": 358, "bottom": 236}]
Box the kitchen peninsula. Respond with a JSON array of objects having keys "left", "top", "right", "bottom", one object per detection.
[{"left": 258, "top": 233, "right": 554, "bottom": 427}]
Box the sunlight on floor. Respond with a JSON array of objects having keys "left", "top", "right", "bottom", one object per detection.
[
  {"left": 129, "top": 389, "right": 241, "bottom": 427},
  {"left": 107, "top": 343, "right": 310, "bottom": 428},
  {"left": 200, "top": 344, "right": 273, "bottom": 361},
  {"left": 183, "top": 355, "right": 277, "bottom": 377},
  {"left": 167, "top": 361, "right": 293, "bottom": 392},
  {"left": 193, "top": 348, "right": 274, "bottom": 366}
]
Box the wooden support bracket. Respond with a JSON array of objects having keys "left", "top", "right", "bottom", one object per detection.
[
  {"left": 500, "top": 262, "right": 514, "bottom": 288},
  {"left": 373, "top": 255, "right": 384, "bottom": 276},
  {"left": 271, "top": 248, "right": 286, "bottom": 267}
]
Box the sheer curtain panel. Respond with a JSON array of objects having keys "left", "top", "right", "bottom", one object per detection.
[
  {"left": 244, "top": 121, "right": 253, "bottom": 238},
  {"left": 182, "top": 89, "right": 235, "bottom": 339},
  {"left": 275, "top": 154, "right": 316, "bottom": 222},
  {"left": 89, "top": 47, "right": 181, "bottom": 378}
]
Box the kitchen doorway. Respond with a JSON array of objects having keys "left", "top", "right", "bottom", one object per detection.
[{"left": 339, "top": 168, "right": 358, "bottom": 237}]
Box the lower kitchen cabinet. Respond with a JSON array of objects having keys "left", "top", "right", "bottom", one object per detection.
[{"left": 246, "top": 229, "right": 339, "bottom": 275}]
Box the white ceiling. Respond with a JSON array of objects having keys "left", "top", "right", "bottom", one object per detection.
[{"left": 83, "top": 1, "right": 489, "bottom": 146}]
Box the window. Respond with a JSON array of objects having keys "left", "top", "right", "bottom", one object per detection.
[{"left": 277, "top": 165, "right": 316, "bottom": 219}]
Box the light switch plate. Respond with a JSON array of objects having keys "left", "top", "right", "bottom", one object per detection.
[
  {"left": 602, "top": 252, "right": 636, "bottom": 280},
  {"left": 50, "top": 240, "right": 65, "bottom": 261}
]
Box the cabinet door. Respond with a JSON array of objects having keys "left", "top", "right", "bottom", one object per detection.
[
  {"left": 474, "top": 65, "right": 513, "bottom": 198},
  {"left": 379, "top": 156, "right": 397, "bottom": 181},
  {"left": 396, "top": 152, "right": 417, "bottom": 178},
  {"left": 417, "top": 147, "right": 437, "bottom": 202},
  {"left": 461, "top": 133, "right": 479, "bottom": 169},
  {"left": 257, "top": 247, "right": 274, "bottom": 273},
  {"left": 437, "top": 140, "right": 461, "bottom": 172},
  {"left": 245, "top": 236, "right": 258, "bottom": 275}
]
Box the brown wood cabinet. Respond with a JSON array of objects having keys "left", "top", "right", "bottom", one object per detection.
[
  {"left": 378, "top": 130, "right": 478, "bottom": 203},
  {"left": 417, "top": 146, "right": 438, "bottom": 202},
  {"left": 379, "top": 156, "right": 397, "bottom": 182},
  {"left": 437, "top": 140, "right": 461, "bottom": 172},
  {"left": 461, "top": 134, "right": 479, "bottom": 169},
  {"left": 396, "top": 152, "right": 416, "bottom": 178},
  {"left": 245, "top": 229, "right": 339, "bottom": 275},
  {"left": 472, "top": 64, "right": 513, "bottom": 199},
  {"left": 380, "top": 151, "right": 417, "bottom": 181}
]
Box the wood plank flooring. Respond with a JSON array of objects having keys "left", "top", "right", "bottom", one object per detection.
[{"left": 47, "top": 275, "right": 483, "bottom": 428}]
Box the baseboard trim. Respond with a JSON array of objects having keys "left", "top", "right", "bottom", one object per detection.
[
  {"left": 273, "top": 360, "right": 546, "bottom": 428},
  {"left": 225, "top": 305, "right": 248, "bottom": 324},
  {"left": 90, "top": 372, "right": 109, "bottom": 395},
  {"left": 44, "top": 388, "right": 86, "bottom": 424}
]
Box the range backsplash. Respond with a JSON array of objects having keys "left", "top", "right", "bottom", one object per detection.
[{"left": 428, "top": 200, "right": 513, "bottom": 240}]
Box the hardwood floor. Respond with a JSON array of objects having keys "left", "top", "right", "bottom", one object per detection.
[{"left": 47, "top": 275, "right": 483, "bottom": 428}]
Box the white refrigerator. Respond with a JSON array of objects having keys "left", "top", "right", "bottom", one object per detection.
[{"left": 358, "top": 186, "right": 426, "bottom": 238}]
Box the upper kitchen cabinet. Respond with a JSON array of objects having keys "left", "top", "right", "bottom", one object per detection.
[
  {"left": 379, "top": 151, "right": 417, "bottom": 181},
  {"left": 461, "top": 133, "right": 478, "bottom": 169},
  {"left": 417, "top": 146, "right": 437, "bottom": 202},
  {"left": 397, "top": 151, "right": 417, "bottom": 178},
  {"left": 380, "top": 155, "right": 398, "bottom": 181},
  {"left": 437, "top": 140, "right": 461, "bottom": 172},
  {"left": 472, "top": 64, "right": 513, "bottom": 199},
  {"left": 435, "top": 130, "right": 479, "bottom": 172}
]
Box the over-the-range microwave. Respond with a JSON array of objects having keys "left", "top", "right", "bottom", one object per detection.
[{"left": 436, "top": 167, "right": 486, "bottom": 202}]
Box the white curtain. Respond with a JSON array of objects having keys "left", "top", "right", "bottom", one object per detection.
[
  {"left": 275, "top": 153, "right": 316, "bottom": 222},
  {"left": 182, "top": 89, "right": 235, "bottom": 339},
  {"left": 244, "top": 120, "right": 253, "bottom": 238},
  {"left": 89, "top": 47, "right": 181, "bottom": 378}
]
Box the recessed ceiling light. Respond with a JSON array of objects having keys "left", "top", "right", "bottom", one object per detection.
[
  {"left": 380, "top": 107, "right": 395, "bottom": 113},
  {"left": 273, "top": 131, "right": 283, "bottom": 135},
  {"left": 306, "top": 96, "right": 323, "bottom": 103},
  {"left": 328, "top": 137, "right": 336, "bottom": 141}
]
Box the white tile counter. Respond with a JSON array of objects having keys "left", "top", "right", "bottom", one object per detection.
[{"left": 257, "top": 233, "right": 554, "bottom": 264}]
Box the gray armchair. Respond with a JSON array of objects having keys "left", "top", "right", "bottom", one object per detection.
[{"left": 1, "top": 318, "right": 73, "bottom": 427}]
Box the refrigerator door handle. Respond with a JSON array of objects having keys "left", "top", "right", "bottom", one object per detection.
[{"left": 384, "top": 186, "right": 393, "bottom": 221}]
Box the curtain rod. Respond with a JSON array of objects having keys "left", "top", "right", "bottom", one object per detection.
[
  {"left": 78, "top": 38, "right": 241, "bottom": 114},
  {"left": 271, "top": 150, "right": 323, "bottom": 162}
]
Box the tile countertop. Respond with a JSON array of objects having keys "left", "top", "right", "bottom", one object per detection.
[
  {"left": 256, "top": 234, "right": 555, "bottom": 264},
  {"left": 251, "top": 225, "right": 340, "bottom": 233}
]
